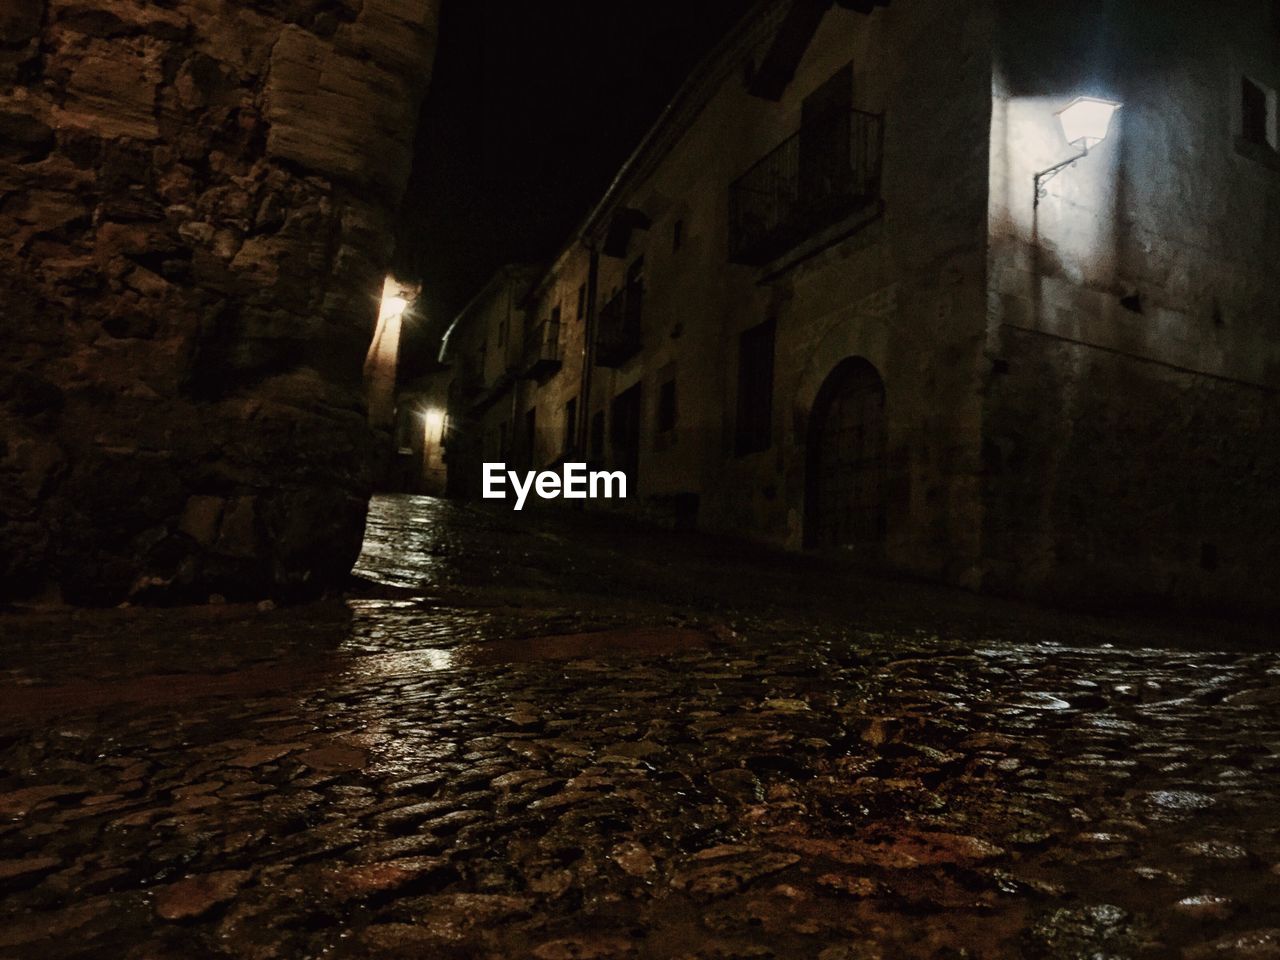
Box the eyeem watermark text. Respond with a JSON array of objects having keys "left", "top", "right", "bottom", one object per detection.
[{"left": 483, "top": 462, "right": 627, "bottom": 510}]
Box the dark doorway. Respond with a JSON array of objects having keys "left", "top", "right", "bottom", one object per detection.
[
  {"left": 610, "top": 383, "right": 643, "bottom": 490},
  {"left": 523, "top": 407, "right": 537, "bottom": 471},
  {"left": 590, "top": 410, "right": 605, "bottom": 463},
  {"left": 735, "top": 318, "right": 776, "bottom": 456},
  {"left": 563, "top": 396, "right": 578, "bottom": 455},
  {"left": 805, "top": 357, "right": 887, "bottom": 552},
  {"left": 800, "top": 63, "right": 852, "bottom": 208}
]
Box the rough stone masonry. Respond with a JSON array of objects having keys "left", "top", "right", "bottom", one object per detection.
[{"left": 0, "top": 0, "right": 438, "bottom": 603}]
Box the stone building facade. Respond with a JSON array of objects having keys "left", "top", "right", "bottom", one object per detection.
[
  {"left": 436, "top": 264, "right": 543, "bottom": 497},
  {"left": 436, "top": 0, "right": 1279, "bottom": 612},
  {"left": 1, "top": 0, "right": 438, "bottom": 602}
]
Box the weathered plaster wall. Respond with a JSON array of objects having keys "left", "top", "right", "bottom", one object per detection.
[
  {"left": 0, "top": 0, "right": 437, "bottom": 602},
  {"left": 985, "top": 0, "right": 1280, "bottom": 610}
]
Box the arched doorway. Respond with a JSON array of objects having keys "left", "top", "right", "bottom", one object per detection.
[{"left": 805, "top": 358, "right": 887, "bottom": 552}]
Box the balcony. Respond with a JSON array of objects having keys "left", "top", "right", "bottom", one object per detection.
[
  {"left": 729, "top": 108, "right": 884, "bottom": 266},
  {"left": 521, "top": 320, "right": 562, "bottom": 379},
  {"left": 595, "top": 288, "right": 643, "bottom": 368}
]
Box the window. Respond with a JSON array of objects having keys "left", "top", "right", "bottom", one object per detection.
[
  {"left": 524, "top": 407, "right": 536, "bottom": 470},
  {"left": 590, "top": 410, "right": 605, "bottom": 461},
  {"left": 1242, "top": 76, "right": 1277, "bottom": 150},
  {"left": 610, "top": 383, "right": 642, "bottom": 483},
  {"left": 803, "top": 63, "right": 852, "bottom": 125},
  {"left": 672, "top": 219, "right": 684, "bottom": 252},
  {"left": 626, "top": 256, "right": 645, "bottom": 320},
  {"left": 394, "top": 404, "right": 413, "bottom": 451},
  {"left": 656, "top": 364, "right": 677, "bottom": 434},
  {"left": 564, "top": 396, "right": 578, "bottom": 453},
  {"left": 735, "top": 319, "right": 775, "bottom": 456},
  {"left": 801, "top": 64, "right": 854, "bottom": 200},
  {"left": 657, "top": 379, "right": 677, "bottom": 433},
  {"left": 551, "top": 304, "right": 561, "bottom": 327},
  {"left": 655, "top": 372, "right": 677, "bottom": 452},
  {"left": 576, "top": 284, "right": 587, "bottom": 321}
]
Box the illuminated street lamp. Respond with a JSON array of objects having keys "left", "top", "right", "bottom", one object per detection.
[
  {"left": 365, "top": 276, "right": 418, "bottom": 428},
  {"left": 1034, "top": 96, "right": 1122, "bottom": 207}
]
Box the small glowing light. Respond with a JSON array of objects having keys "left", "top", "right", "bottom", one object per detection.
[
  {"left": 422, "top": 407, "right": 445, "bottom": 441},
  {"left": 378, "top": 276, "right": 414, "bottom": 321},
  {"left": 1056, "top": 96, "right": 1122, "bottom": 149}
]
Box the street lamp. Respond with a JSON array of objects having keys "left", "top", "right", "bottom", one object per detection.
[
  {"left": 366, "top": 276, "right": 418, "bottom": 428},
  {"left": 1034, "top": 96, "right": 1122, "bottom": 208},
  {"left": 381, "top": 294, "right": 409, "bottom": 320}
]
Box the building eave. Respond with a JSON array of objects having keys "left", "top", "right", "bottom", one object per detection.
[
  {"left": 577, "top": 0, "right": 789, "bottom": 245},
  {"left": 438, "top": 263, "right": 538, "bottom": 363}
]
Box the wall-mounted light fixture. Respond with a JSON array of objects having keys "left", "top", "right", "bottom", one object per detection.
[
  {"left": 1034, "top": 96, "right": 1122, "bottom": 208},
  {"left": 366, "top": 276, "right": 419, "bottom": 428}
]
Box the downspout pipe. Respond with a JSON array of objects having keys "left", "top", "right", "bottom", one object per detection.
[{"left": 578, "top": 241, "right": 600, "bottom": 463}]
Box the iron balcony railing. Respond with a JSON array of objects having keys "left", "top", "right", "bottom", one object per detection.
[
  {"left": 521, "top": 320, "right": 562, "bottom": 379},
  {"left": 729, "top": 107, "right": 884, "bottom": 266},
  {"left": 595, "top": 288, "right": 643, "bottom": 367}
]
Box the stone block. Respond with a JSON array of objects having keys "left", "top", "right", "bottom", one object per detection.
[
  {"left": 264, "top": 25, "right": 421, "bottom": 199},
  {"left": 214, "top": 496, "right": 259, "bottom": 560},
  {"left": 178, "top": 495, "right": 224, "bottom": 547},
  {"left": 58, "top": 45, "right": 161, "bottom": 141}
]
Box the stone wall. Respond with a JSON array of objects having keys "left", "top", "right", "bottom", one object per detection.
[
  {"left": 0, "top": 0, "right": 438, "bottom": 603},
  {"left": 982, "top": 330, "right": 1280, "bottom": 612}
]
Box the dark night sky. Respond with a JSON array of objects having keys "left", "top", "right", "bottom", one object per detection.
[{"left": 393, "top": 0, "right": 757, "bottom": 375}]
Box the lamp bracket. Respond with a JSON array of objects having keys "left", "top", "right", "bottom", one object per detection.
[{"left": 1034, "top": 143, "right": 1090, "bottom": 208}]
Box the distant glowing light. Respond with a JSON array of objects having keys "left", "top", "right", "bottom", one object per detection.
[
  {"left": 423, "top": 407, "right": 446, "bottom": 440},
  {"left": 366, "top": 276, "right": 418, "bottom": 428},
  {"left": 1056, "top": 96, "right": 1122, "bottom": 149},
  {"left": 378, "top": 276, "right": 414, "bottom": 322},
  {"left": 381, "top": 295, "right": 409, "bottom": 319}
]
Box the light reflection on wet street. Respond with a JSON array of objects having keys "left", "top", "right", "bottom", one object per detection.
[{"left": 2, "top": 495, "right": 1279, "bottom": 958}]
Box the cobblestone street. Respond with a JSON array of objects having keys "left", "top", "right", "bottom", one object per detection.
[{"left": 2, "top": 495, "right": 1279, "bottom": 959}]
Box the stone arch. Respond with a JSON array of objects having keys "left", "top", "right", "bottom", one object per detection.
[{"left": 804, "top": 357, "right": 887, "bottom": 552}]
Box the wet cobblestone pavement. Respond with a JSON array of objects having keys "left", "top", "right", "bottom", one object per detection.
[{"left": 3, "top": 495, "right": 1280, "bottom": 959}]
